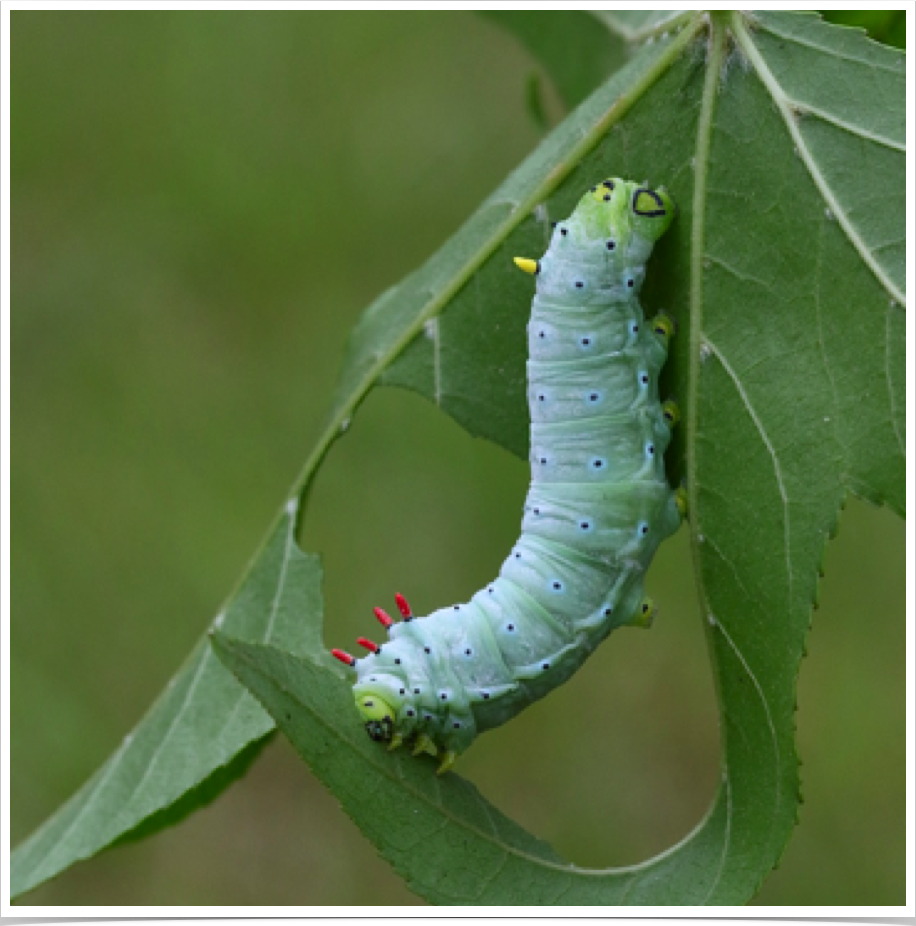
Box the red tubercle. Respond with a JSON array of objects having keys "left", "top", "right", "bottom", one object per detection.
[
  {"left": 331, "top": 648, "right": 356, "bottom": 667},
  {"left": 395, "top": 593, "right": 412, "bottom": 619},
  {"left": 357, "top": 636, "right": 379, "bottom": 654},
  {"left": 374, "top": 607, "right": 394, "bottom": 629}
]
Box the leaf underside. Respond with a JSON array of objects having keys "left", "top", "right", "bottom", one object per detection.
[{"left": 13, "top": 10, "right": 904, "bottom": 905}]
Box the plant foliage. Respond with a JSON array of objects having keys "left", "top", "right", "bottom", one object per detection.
[{"left": 12, "top": 10, "right": 904, "bottom": 904}]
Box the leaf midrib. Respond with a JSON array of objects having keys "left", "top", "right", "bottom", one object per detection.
[
  {"left": 685, "top": 15, "right": 733, "bottom": 905},
  {"left": 687, "top": 16, "right": 793, "bottom": 900}
]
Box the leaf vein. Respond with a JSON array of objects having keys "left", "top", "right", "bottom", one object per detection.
[
  {"left": 704, "top": 337, "right": 793, "bottom": 613},
  {"left": 38, "top": 737, "right": 130, "bottom": 874},
  {"left": 120, "top": 647, "right": 213, "bottom": 812},
  {"left": 711, "top": 618, "right": 782, "bottom": 851},
  {"left": 705, "top": 253, "right": 772, "bottom": 291},
  {"left": 731, "top": 14, "right": 905, "bottom": 307},
  {"left": 700, "top": 772, "right": 732, "bottom": 904},
  {"left": 265, "top": 506, "right": 297, "bottom": 643},
  {"left": 756, "top": 17, "right": 904, "bottom": 73},
  {"left": 795, "top": 104, "right": 904, "bottom": 152},
  {"left": 703, "top": 534, "right": 755, "bottom": 605},
  {"left": 471, "top": 852, "right": 510, "bottom": 901}
]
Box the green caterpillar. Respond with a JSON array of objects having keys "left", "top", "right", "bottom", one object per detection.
[{"left": 333, "top": 179, "right": 684, "bottom": 774}]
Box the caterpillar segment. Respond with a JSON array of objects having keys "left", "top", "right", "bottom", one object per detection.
[{"left": 332, "top": 179, "right": 683, "bottom": 774}]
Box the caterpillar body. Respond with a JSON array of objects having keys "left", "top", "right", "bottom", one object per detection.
[{"left": 332, "top": 179, "right": 684, "bottom": 774}]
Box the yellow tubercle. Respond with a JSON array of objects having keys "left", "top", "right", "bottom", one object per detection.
[{"left": 513, "top": 257, "right": 538, "bottom": 275}]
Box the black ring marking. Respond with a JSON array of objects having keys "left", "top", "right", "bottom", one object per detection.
[{"left": 632, "top": 188, "right": 667, "bottom": 218}]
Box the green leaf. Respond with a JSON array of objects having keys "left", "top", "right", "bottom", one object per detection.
[
  {"left": 10, "top": 502, "right": 325, "bottom": 899},
  {"left": 596, "top": 10, "right": 693, "bottom": 40},
  {"left": 209, "top": 636, "right": 582, "bottom": 904},
  {"left": 820, "top": 10, "right": 907, "bottom": 51},
  {"left": 485, "top": 10, "right": 693, "bottom": 111},
  {"left": 212, "top": 635, "right": 738, "bottom": 904},
  {"left": 300, "top": 11, "right": 902, "bottom": 903},
  {"left": 14, "top": 10, "right": 904, "bottom": 903}
]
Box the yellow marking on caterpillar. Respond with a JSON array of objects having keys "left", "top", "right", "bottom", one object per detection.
[
  {"left": 356, "top": 695, "right": 393, "bottom": 723},
  {"left": 513, "top": 257, "right": 538, "bottom": 275}
]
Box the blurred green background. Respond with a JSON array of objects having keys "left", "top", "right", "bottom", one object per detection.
[{"left": 12, "top": 10, "right": 905, "bottom": 906}]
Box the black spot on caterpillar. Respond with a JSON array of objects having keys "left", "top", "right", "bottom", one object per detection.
[{"left": 333, "top": 178, "right": 685, "bottom": 774}]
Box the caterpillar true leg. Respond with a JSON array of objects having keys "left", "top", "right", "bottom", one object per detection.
[
  {"left": 437, "top": 750, "right": 459, "bottom": 776},
  {"left": 676, "top": 487, "right": 689, "bottom": 520},
  {"left": 662, "top": 400, "right": 681, "bottom": 427},
  {"left": 334, "top": 179, "right": 680, "bottom": 771},
  {"left": 650, "top": 312, "right": 675, "bottom": 341}
]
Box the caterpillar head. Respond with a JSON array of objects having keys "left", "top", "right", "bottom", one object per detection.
[
  {"left": 574, "top": 178, "right": 676, "bottom": 249},
  {"left": 356, "top": 693, "right": 395, "bottom": 742}
]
